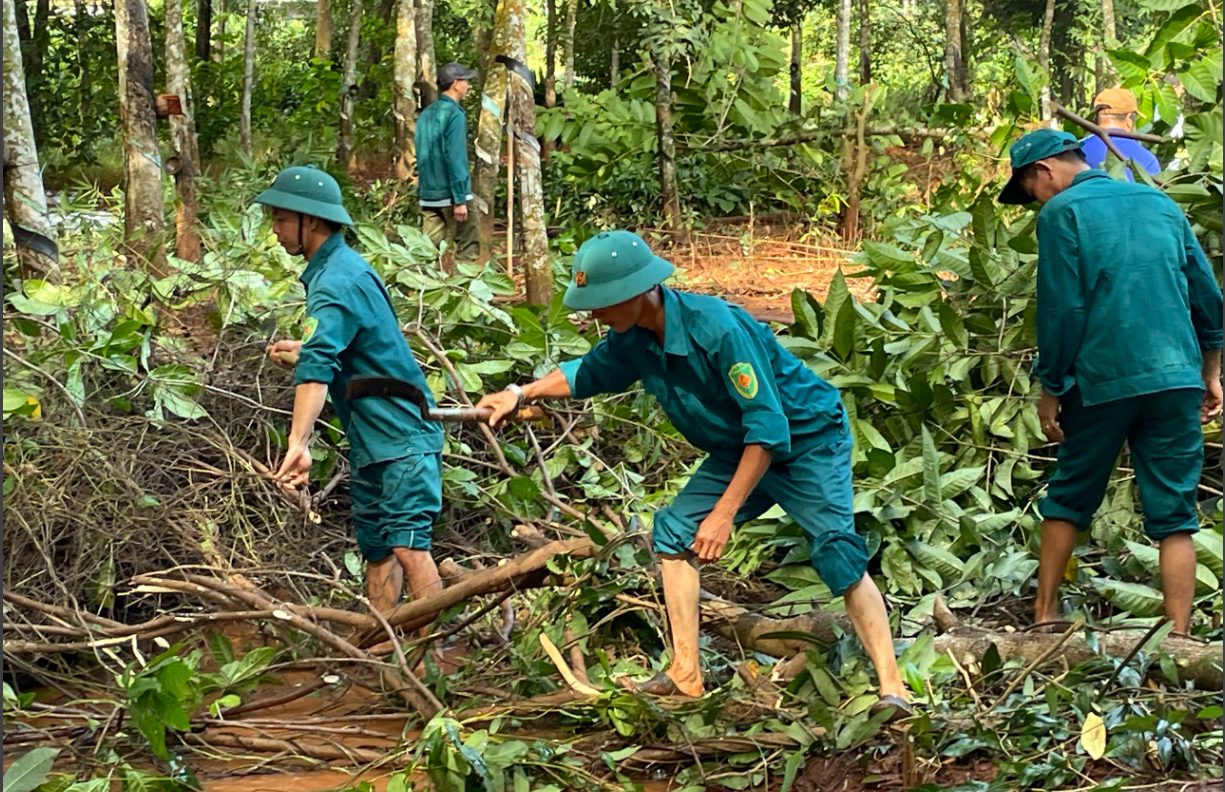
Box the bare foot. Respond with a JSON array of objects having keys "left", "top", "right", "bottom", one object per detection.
[{"left": 617, "top": 670, "right": 703, "bottom": 698}]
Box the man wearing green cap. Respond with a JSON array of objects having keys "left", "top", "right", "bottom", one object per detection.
[
  {"left": 999, "top": 129, "right": 1223, "bottom": 634},
  {"left": 416, "top": 62, "right": 480, "bottom": 263},
  {"left": 475, "top": 230, "right": 909, "bottom": 714},
  {"left": 255, "top": 166, "right": 446, "bottom": 645}
]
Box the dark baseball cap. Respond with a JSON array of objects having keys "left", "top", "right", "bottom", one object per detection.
[
  {"left": 998, "top": 129, "right": 1085, "bottom": 205},
  {"left": 438, "top": 62, "right": 478, "bottom": 86}
]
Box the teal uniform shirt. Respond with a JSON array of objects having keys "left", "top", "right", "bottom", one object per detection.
[
  {"left": 295, "top": 233, "right": 444, "bottom": 469},
  {"left": 415, "top": 95, "right": 472, "bottom": 208},
  {"left": 558, "top": 287, "right": 846, "bottom": 457},
  {"left": 1035, "top": 170, "right": 1223, "bottom": 406}
]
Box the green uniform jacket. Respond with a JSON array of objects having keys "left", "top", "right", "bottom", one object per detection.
[
  {"left": 559, "top": 288, "right": 846, "bottom": 458},
  {"left": 295, "top": 233, "right": 444, "bottom": 468},
  {"left": 415, "top": 95, "right": 472, "bottom": 208},
  {"left": 1035, "top": 170, "right": 1223, "bottom": 406}
]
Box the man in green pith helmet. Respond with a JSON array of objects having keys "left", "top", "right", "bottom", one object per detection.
[
  {"left": 255, "top": 166, "right": 446, "bottom": 649},
  {"left": 998, "top": 129, "right": 1223, "bottom": 635},
  {"left": 474, "top": 230, "right": 911, "bottom": 716},
  {"left": 416, "top": 62, "right": 480, "bottom": 263}
]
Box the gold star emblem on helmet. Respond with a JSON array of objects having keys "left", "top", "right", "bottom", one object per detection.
[{"left": 575, "top": 271, "right": 587, "bottom": 287}]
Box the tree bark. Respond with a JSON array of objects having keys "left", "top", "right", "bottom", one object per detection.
[
  {"left": 473, "top": 0, "right": 512, "bottom": 261},
  {"left": 610, "top": 7, "right": 619, "bottom": 87},
  {"left": 393, "top": 0, "right": 417, "bottom": 179},
  {"left": 944, "top": 0, "right": 968, "bottom": 101},
  {"left": 115, "top": 0, "right": 168, "bottom": 275},
  {"left": 834, "top": 0, "right": 850, "bottom": 99},
  {"left": 506, "top": 16, "right": 550, "bottom": 303},
  {"left": 416, "top": 0, "right": 436, "bottom": 94},
  {"left": 1038, "top": 0, "right": 1056, "bottom": 121},
  {"left": 75, "top": 0, "right": 92, "bottom": 129},
  {"left": 842, "top": 85, "right": 874, "bottom": 242},
  {"left": 858, "top": 0, "right": 870, "bottom": 85},
  {"left": 3, "top": 0, "right": 59, "bottom": 281},
  {"left": 240, "top": 0, "right": 257, "bottom": 157},
  {"left": 1095, "top": 0, "right": 1116, "bottom": 94},
  {"left": 789, "top": 20, "right": 801, "bottom": 114},
  {"left": 543, "top": 0, "right": 556, "bottom": 157},
  {"left": 195, "top": 0, "right": 212, "bottom": 60},
  {"left": 337, "top": 0, "right": 364, "bottom": 168},
  {"left": 165, "top": 0, "right": 202, "bottom": 262},
  {"left": 562, "top": 0, "right": 577, "bottom": 92},
  {"left": 315, "top": 0, "right": 333, "bottom": 59},
  {"left": 215, "top": 0, "right": 228, "bottom": 62},
  {"left": 654, "top": 46, "right": 681, "bottom": 227}
]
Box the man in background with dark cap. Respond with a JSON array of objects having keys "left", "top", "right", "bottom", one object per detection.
[{"left": 416, "top": 62, "right": 480, "bottom": 263}]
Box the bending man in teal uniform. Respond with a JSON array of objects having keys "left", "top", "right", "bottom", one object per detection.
[
  {"left": 999, "top": 129, "right": 1223, "bottom": 634},
  {"left": 476, "top": 231, "right": 909, "bottom": 714},
  {"left": 256, "top": 166, "right": 446, "bottom": 642}
]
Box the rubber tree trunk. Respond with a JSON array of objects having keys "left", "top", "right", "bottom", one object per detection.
[
  {"left": 473, "top": 0, "right": 512, "bottom": 261},
  {"left": 416, "top": 0, "right": 436, "bottom": 94},
  {"left": 1038, "top": 0, "right": 1056, "bottom": 121},
  {"left": 542, "top": 0, "right": 556, "bottom": 158},
  {"left": 562, "top": 0, "right": 577, "bottom": 93},
  {"left": 3, "top": 0, "right": 59, "bottom": 281},
  {"left": 196, "top": 0, "right": 211, "bottom": 60},
  {"left": 834, "top": 0, "right": 850, "bottom": 99},
  {"left": 788, "top": 20, "right": 801, "bottom": 114},
  {"left": 115, "top": 0, "right": 168, "bottom": 275},
  {"left": 504, "top": 1, "right": 550, "bottom": 305},
  {"left": 858, "top": 0, "right": 870, "bottom": 85},
  {"left": 337, "top": 0, "right": 364, "bottom": 168},
  {"left": 1096, "top": 0, "right": 1116, "bottom": 93},
  {"left": 393, "top": 0, "right": 417, "bottom": 179},
  {"left": 75, "top": 0, "right": 92, "bottom": 128},
  {"left": 215, "top": 0, "right": 227, "bottom": 61},
  {"left": 944, "top": 0, "right": 968, "bottom": 102},
  {"left": 609, "top": 7, "right": 619, "bottom": 87},
  {"left": 315, "top": 0, "right": 333, "bottom": 59},
  {"left": 240, "top": 0, "right": 257, "bottom": 157},
  {"left": 165, "top": 0, "right": 202, "bottom": 262},
  {"left": 653, "top": 47, "right": 680, "bottom": 227}
]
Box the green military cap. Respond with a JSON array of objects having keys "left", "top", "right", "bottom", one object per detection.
[
  {"left": 254, "top": 165, "right": 354, "bottom": 226},
  {"left": 563, "top": 230, "right": 675, "bottom": 311},
  {"left": 998, "top": 128, "right": 1085, "bottom": 205}
]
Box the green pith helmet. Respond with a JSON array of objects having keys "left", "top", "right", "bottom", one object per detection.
[
  {"left": 563, "top": 230, "right": 675, "bottom": 311},
  {"left": 254, "top": 165, "right": 354, "bottom": 226},
  {"left": 998, "top": 129, "right": 1085, "bottom": 205}
]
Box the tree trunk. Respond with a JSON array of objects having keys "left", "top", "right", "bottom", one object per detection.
[
  {"left": 215, "top": 0, "right": 227, "bottom": 61},
  {"left": 506, "top": 3, "right": 550, "bottom": 305},
  {"left": 473, "top": 0, "right": 512, "bottom": 261},
  {"left": 944, "top": 0, "right": 967, "bottom": 101},
  {"left": 196, "top": 0, "right": 212, "bottom": 60},
  {"left": 416, "top": 0, "right": 436, "bottom": 94},
  {"left": 543, "top": 0, "right": 556, "bottom": 157},
  {"left": 1038, "top": 0, "right": 1056, "bottom": 121},
  {"left": 609, "top": 8, "right": 619, "bottom": 87},
  {"left": 3, "top": 0, "right": 59, "bottom": 281},
  {"left": 115, "top": 0, "right": 167, "bottom": 275},
  {"left": 858, "top": 0, "right": 870, "bottom": 85},
  {"left": 834, "top": 0, "right": 850, "bottom": 99},
  {"left": 562, "top": 0, "right": 577, "bottom": 92},
  {"left": 315, "top": 0, "right": 332, "bottom": 59},
  {"left": 363, "top": 0, "right": 396, "bottom": 97},
  {"left": 240, "top": 0, "right": 257, "bottom": 157},
  {"left": 165, "top": 0, "right": 202, "bottom": 262},
  {"left": 788, "top": 20, "right": 801, "bottom": 114},
  {"left": 337, "top": 0, "right": 364, "bottom": 168},
  {"left": 653, "top": 47, "right": 680, "bottom": 227},
  {"left": 1095, "top": 0, "right": 1116, "bottom": 94},
  {"left": 393, "top": 0, "right": 417, "bottom": 179},
  {"left": 842, "top": 85, "right": 874, "bottom": 242},
  {"left": 75, "top": 0, "right": 92, "bottom": 126}
]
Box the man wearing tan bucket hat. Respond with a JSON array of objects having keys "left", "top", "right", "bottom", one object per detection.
[{"left": 1081, "top": 87, "right": 1161, "bottom": 181}]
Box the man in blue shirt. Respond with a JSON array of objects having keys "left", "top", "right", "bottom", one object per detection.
[
  {"left": 476, "top": 231, "right": 910, "bottom": 717},
  {"left": 256, "top": 166, "right": 446, "bottom": 653},
  {"left": 1080, "top": 87, "right": 1161, "bottom": 181}
]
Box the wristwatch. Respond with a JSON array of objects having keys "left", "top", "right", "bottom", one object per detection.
[{"left": 504, "top": 384, "right": 525, "bottom": 409}]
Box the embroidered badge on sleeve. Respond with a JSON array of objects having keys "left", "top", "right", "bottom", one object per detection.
[
  {"left": 728, "top": 362, "right": 758, "bottom": 399},
  {"left": 303, "top": 316, "right": 319, "bottom": 343}
]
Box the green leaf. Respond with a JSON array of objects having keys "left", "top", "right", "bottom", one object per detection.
[
  {"left": 937, "top": 301, "right": 968, "bottom": 348},
  {"left": 1193, "top": 530, "right": 1223, "bottom": 577},
  {"left": 1179, "top": 59, "right": 1220, "bottom": 103},
  {"left": 920, "top": 425, "right": 943, "bottom": 505},
  {"left": 780, "top": 750, "right": 805, "bottom": 792},
  {"left": 1144, "top": 6, "right": 1205, "bottom": 60},
  {"left": 907, "top": 540, "right": 966, "bottom": 582},
  {"left": 506, "top": 476, "right": 541, "bottom": 501},
  {"left": 2, "top": 748, "right": 61, "bottom": 792},
  {"left": 790, "top": 288, "right": 824, "bottom": 340},
  {"left": 833, "top": 297, "right": 857, "bottom": 360},
  {"left": 1095, "top": 580, "right": 1166, "bottom": 617},
  {"left": 1136, "top": 0, "right": 1201, "bottom": 10},
  {"left": 1125, "top": 540, "right": 1161, "bottom": 576},
  {"left": 1109, "top": 49, "right": 1154, "bottom": 87}
]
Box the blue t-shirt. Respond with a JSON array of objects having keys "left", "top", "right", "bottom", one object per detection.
[{"left": 1081, "top": 133, "right": 1161, "bottom": 182}]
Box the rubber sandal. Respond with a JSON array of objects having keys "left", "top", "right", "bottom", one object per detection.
[
  {"left": 870, "top": 694, "right": 914, "bottom": 722},
  {"left": 616, "top": 671, "right": 697, "bottom": 697}
]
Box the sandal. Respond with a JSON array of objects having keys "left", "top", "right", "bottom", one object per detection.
[
  {"left": 616, "top": 671, "right": 699, "bottom": 698},
  {"left": 870, "top": 694, "right": 914, "bottom": 723}
]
